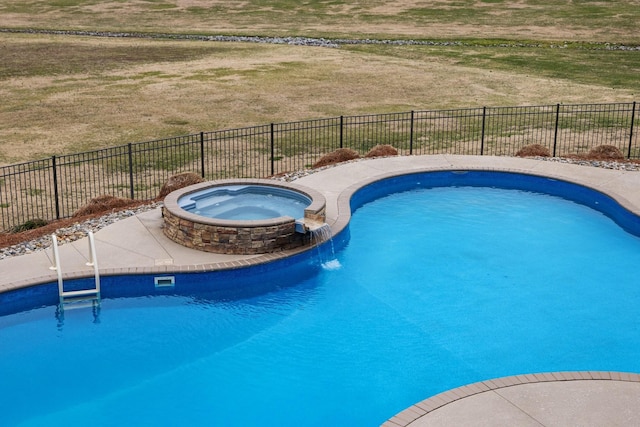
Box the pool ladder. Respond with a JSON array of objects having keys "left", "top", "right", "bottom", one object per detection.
[{"left": 50, "top": 231, "right": 101, "bottom": 311}]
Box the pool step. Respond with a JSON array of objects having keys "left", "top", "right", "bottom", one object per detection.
[
  {"left": 50, "top": 231, "right": 101, "bottom": 311},
  {"left": 59, "top": 295, "right": 100, "bottom": 311},
  {"left": 60, "top": 289, "right": 100, "bottom": 309}
]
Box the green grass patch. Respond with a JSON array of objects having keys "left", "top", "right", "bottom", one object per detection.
[
  {"left": 145, "top": 2, "right": 176, "bottom": 11},
  {"left": 48, "top": 0, "right": 91, "bottom": 7},
  {"left": 164, "top": 119, "right": 190, "bottom": 126},
  {"left": 9, "top": 218, "right": 48, "bottom": 233},
  {"left": 344, "top": 43, "right": 640, "bottom": 93},
  {"left": 102, "top": 145, "right": 202, "bottom": 173},
  {"left": 26, "top": 188, "right": 45, "bottom": 196},
  {"left": 397, "top": 0, "right": 640, "bottom": 35},
  {"left": 135, "top": 151, "right": 200, "bottom": 172},
  {"left": 0, "top": 38, "right": 231, "bottom": 79},
  {"left": 132, "top": 71, "right": 178, "bottom": 80}
]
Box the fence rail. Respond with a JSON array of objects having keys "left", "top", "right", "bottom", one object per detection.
[{"left": 1, "top": 102, "right": 638, "bottom": 232}]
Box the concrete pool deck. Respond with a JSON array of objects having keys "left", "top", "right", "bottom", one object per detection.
[{"left": 2, "top": 154, "right": 640, "bottom": 425}]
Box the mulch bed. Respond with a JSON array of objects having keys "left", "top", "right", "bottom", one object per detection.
[{"left": 0, "top": 199, "right": 157, "bottom": 249}]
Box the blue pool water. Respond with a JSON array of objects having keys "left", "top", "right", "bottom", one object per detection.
[{"left": 2, "top": 172, "right": 640, "bottom": 426}]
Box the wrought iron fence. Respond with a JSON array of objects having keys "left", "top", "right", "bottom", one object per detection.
[{"left": 1, "top": 102, "right": 638, "bottom": 232}]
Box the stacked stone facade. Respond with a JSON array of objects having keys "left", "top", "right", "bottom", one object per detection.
[
  {"left": 162, "top": 179, "right": 326, "bottom": 255},
  {"left": 162, "top": 206, "right": 306, "bottom": 254}
]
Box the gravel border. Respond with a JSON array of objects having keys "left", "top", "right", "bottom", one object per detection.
[{"left": 2, "top": 28, "right": 640, "bottom": 51}]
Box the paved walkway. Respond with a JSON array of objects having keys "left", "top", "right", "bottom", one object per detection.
[
  {"left": 383, "top": 372, "right": 640, "bottom": 427},
  {"left": 2, "top": 154, "right": 640, "bottom": 425}
]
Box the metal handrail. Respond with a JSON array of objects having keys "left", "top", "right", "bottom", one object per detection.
[
  {"left": 85, "top": 231, "right": 101, "bottom": 297},
  {"left": 49, "top": 234, "right": 64, "bottom": 305},
  {"left": 52, "top": 231, "right": 101, "bottom": 309}
]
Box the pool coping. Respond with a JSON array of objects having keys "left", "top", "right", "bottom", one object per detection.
[
  {"left": 382, "top": 371, "right": 640, "bottom": 427},
  {"left": 2, "top": 154, "right": 640, "bottom": 292},
  {"left": 329, "top": 162, "right": 640, "bottom": 239}
]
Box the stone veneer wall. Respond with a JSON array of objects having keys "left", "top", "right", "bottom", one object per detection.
[
  {"left": 162, "top": 207, "right": 306, "bottom": 255},
  {"left": 304, "top": 206, "right": 326, "bottom": 225}
]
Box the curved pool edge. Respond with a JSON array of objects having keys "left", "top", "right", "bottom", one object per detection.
[
  {"left": 382, "top": 371, "right": 640, "bottom": 427},
  {"left": 328, "top": 162, "right": 640, "bottom": 240},
  {"left": 1, "top": 155, "right": 639, "bottom": 294}
]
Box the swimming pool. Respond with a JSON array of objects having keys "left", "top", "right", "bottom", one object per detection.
[{"left": 1, "top": 171, "right": 640, "bottom": 426}]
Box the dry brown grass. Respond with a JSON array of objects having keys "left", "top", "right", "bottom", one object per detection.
[
  {"left": 515, "top": 144, "right": 551, "bottom": 158},
  {"left": 312, "top": 148, "right": 360, "bottom": 168},
  {"left": 1, "top": 0, "right": 638, "bottom": 42},
  {"left": 1, "top": 0, "right": 638, "bottom": 167},
  {"left": 0, "top": 32, "right": 637, "bottom": 166}
]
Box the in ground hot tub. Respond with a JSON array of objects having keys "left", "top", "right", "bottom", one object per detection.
[{"left": 162, "top": 179, "right": 326, "bottom": 254}]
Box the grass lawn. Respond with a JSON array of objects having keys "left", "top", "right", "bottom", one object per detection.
[{"left": 0, "top": 0, "right": 638, "bottom": 164}]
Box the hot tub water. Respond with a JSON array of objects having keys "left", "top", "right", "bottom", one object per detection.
[{"left": 180, "top": 185, "right": 311, "bottom": 220}]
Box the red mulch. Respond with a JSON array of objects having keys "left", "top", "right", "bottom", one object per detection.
[{"left": 312, "top": 148, "right": 360, "bottom": 168}]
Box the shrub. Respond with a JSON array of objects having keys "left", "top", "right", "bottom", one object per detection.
[
  {"left": 515, "top": 144, "right": 550, "bottom": 157},
  {"left": 364, "top": 144, "right": 398, "bottom": 158},
  {"left": 312, "top": 148, "right": 360, "bottom": 168},
  {"left": 10, "top": 218, "right": 48, "bottom": 233},
  {"left": 73, "top": 195, "right": 134, "bottom": 217},
  {"left": 158, "top": 172, "right": 205, "bottom": 198},
  {"left": 588, "top": 145, "right": 624, "bottom": 160}
]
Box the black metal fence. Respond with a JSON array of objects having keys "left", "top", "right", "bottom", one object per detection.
[{"left": 1, "top": 102, "right": 638, "bottom": 232}]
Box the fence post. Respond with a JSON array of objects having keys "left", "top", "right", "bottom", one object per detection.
[
  {"left": 553, "top": 103, "right": 560, "bottom": 157},
  {"left": 628, "top": 101, "right": 637, "bottom": 159},
  {"left": 128, "top": 143, "right": 135, "bottom": 199},
  {"left": 200, "top": 131, "right": 205, "bottom": 178},
  {"left": 409, "top": 111, "right": 414, "bottom": 155},
  {"left": 480, "top": 107, "right": 487, "bottom": 156},
  {"left": 270, "top": 123, "right": 275, "bottom": 176},
  {"left": 340, "top": 116, "right": 344, "bottom": 149},
  {"left": 52, "top": 155, "right": 60, "bottom": 219}
]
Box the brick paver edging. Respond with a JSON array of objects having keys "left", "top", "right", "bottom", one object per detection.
[{"left": 382, "top": 371, "right": 640, "bottom": 426}]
